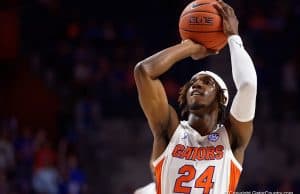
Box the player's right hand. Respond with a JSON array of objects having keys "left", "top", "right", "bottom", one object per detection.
[{"left": 182, "top": 39, "right": 219, "bottom": 60}]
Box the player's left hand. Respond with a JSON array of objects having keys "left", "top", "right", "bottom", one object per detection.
[{"left": 213, "top": 0, "right": 239, "bottom": 36}]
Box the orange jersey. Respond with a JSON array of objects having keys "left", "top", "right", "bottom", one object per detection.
[{"left": 153, "top": 121, "right": 242, "bottom": 194}]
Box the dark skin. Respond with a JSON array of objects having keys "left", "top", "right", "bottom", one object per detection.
[
  {"left": 134, "top": 0, "right": 253, "bottom": 166},
  {"left": 186, "top": 74, "right": 220, "bottom": 133}
]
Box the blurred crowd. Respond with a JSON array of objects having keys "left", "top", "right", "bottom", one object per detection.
[
  {"left": 1, "top": 0, "right": 300, "bottom": 193},
  {"left": 23, "top": 0, "right": 300, "bottom": 121},
  {"left": 0, "top": 117, "right": 87, "bottom": 194}
]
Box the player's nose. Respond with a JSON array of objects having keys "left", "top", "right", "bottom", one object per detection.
[{"left": 192, "top": 80, "right": 204, "bottom": 89}]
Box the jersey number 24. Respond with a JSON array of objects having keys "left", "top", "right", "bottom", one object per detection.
[{"left": 174, "top": 165, "right": 215, "bottom": 194}]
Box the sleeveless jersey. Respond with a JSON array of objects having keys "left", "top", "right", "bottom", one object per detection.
[{"left": 153, "top": 121, "right": 242, "bottom": 194}]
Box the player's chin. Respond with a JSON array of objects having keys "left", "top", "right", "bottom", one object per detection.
[{"left": 188, "top": 103, "right": 205, "bottom": 111}]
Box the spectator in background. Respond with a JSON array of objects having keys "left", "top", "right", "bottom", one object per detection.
[
  {"left": 14, "top": 127, "right": 35, "bottom": 193},
  {"left": 32, "top": 140, "right": 59, "bottom": 194},
  {"left": 62, "top": 154, "right": 87, "bottom": 194},
  {"left": 32, "top": 165, "right": 59, "bottom": 194},
  {"left": 74, "top": 92, "right": 101, "bottom": 131},
  {"left": 0, "top": 129, "right": 15, "bottom": 172},
  {"left": 34, "top": 128, "right": 48, "bottom": 152},
  {"left": 34, "top": 141, "right": 56, "bottom": 171}
]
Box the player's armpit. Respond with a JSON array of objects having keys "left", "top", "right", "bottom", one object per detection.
[{"left": 227, "top": 114, "right": 253, "bottom": 165}]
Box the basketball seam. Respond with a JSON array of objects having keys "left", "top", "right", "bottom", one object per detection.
[
  {"left": 179, "top": 28, "right": 224, "bottom": 33},
  {"left": 180, "top": 10, "right": 221, "bottom": 18}
]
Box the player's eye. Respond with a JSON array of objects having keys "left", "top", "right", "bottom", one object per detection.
[
  {"left": 203, "top": 77, "right": 215, "bottom": 86},
  {"left": 189, "top": 78, "right": 196, "bottom": 84}
]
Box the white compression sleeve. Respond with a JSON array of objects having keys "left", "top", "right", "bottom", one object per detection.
[{"left": 228, "top": 35, "right": 257, "bottom": 122}]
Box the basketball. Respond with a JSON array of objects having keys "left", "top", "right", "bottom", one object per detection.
[{"left": 179, "top": 0, "right": 227, "bottom": 51}]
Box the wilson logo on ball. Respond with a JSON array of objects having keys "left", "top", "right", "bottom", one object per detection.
[{"left": 189, "top": 16, "right": 213, "bottom": 25}]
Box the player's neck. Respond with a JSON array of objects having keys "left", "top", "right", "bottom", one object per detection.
[{"left": 187, "top": 110, "right": 218, "bottom": 136}]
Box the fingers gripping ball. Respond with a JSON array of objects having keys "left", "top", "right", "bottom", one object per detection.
[{"left": 179, "top": 0, "right": 227, "bottom": 51}]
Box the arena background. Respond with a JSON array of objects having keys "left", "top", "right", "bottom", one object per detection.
[{"left": 0, "top": 0, "right": 300, "bottom": 193}]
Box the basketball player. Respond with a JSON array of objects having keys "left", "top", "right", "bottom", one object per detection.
[{"left": 134, "top": 0, "right": 257, "bottom": 193}]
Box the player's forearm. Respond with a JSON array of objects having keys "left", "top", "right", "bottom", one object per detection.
[
  {"left": 229, "top": 35, "right": 257, "bottom": 122},
  {"left": 229, "top": 35, "right": 257, "bottom": 89},
  {"left": 134, "top": 42, "right": 194, "bottom": 79}
]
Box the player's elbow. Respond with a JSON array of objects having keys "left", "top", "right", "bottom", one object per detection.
[
  {"left": 134, "top": 62, "right": 146, "bottom": 80},
  {"left": 240, "top": 81, "right": 257, "bottom": 93},
  {"left": 134, "top": 61, "right": 155, "bottom": 80},
  {"left": 238, "top": 74, "right": 257, "bottom": 92}
]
